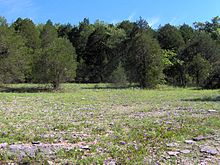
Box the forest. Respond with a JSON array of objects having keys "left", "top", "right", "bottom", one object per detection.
[{"left": 0, "top": 16, "right": 219, "bottom": 89}]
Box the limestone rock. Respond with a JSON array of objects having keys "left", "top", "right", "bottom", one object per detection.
[
  {"left": 180, "top": 149, "right": 191, "bottom": 154},
  {"left": 200, "top": 146, "right": 218, "bottom": 155},
  {"left": 167, "top": 151, "right": 180, "bottom": 156}
]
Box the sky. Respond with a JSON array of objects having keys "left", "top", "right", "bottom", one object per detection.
[{"left": 0, "top": 0, "right": 220, "bottom": 28}]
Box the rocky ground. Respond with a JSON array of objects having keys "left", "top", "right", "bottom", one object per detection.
[
  {"left": 163, "top": 135, "right": 220, "bottom": 164},
  {"left": 0, "top": 84, "right": 219, "bottom": 164},
  {"left": 1, "top": 135, "right": 219, "bottom": 164},
  {"left": 0, "top": 107, "right": 219, "bottom": 164}
]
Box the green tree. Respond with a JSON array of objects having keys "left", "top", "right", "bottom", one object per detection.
[
  {"left": 157, "top": 24, "right": 185, "bottom": 51},
  {"left": 0, "top": 25, "right": 28, "bottom": 83},
  {"left": 40, "top": 20, "right": 58, "bottom": 48},
  {"left": 180, "top": 32, "right": 219, "bottom": 63},
  {"left": 0, "top": 16, "right": 7, "bottom": 26},
  {"left": 57, "top": 23, "right": 73, "bottom": 38},
  {"left": 179, "top": 32, "right": 219, "bottom": 87},
  {"left": 68, "top": 18, "right": 95, "bottom": 82},
  {"left": 162, "top": 50, "right": 185, "bottom": 85},
  {"left": 189, "top": 54, "right": 212, "bottom": 86},
  {"left": 108, "top": 62, "right": 128, "bottom": 87},
  {"left": 83, "top": 23, "right": 126, "bottom": 83},
  {"left": 69, "top": 18, "right": 94, "bottom": 61},
  {"left": 194, "top": 16, "right": 220, "bottom": 41},
  {"left": 12, "top": 18, "right": 41, "bottom": 82},
  {"left": 83, "top": 26, "right": 110, "bottom": 82},
  {"left": 180, "top": 24, "right": 194, "bottom": 44},
  {"left": 118, "top": 20, "right": 135, "bottom": 37},
  {"left": 193, "top": 17, "right": 220, "bottom": 88},
  {"left": 205, "top": 62, "right": 220, "bottom": 89},
  {"left": 12, "top": 18, "right": 40, "bottom": 50},
  {"left": 33, "top": 38, "right": 77, "bottom": 89},
  {"left": 135, "top": 17, "right": 149, "bottom": 30},
  {"left": 125, "top": 31, "right": 163, "bottom": 88}
]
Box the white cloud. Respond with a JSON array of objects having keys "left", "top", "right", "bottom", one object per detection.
[
  {"left": 0, "top": 0, "right": 37, "bottom": 21},
  {"left": 111, "top": 19, "right": 119, "bottom": 25},
  {"left": 170, "top": 17, "right": 178, "bottom": 25},
  {"left": 169, "top": 16, "right": 188, "bottom": 25},
  {"left": 148, "top": 17, "right": 160, "bottom": 27},
  {"left": 127, "top": 11, "right": 136, "bottom": 21},
  {"left": 111, "top": 11, "right": 137, "bottom": 24}
]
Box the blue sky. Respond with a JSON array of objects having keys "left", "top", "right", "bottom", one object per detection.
[{"left": 0, "top": 0, "right": 219, "bottom": 28}]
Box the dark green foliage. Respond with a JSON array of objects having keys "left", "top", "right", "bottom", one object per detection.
[
  {"left": 69, "top": 18, "right": 94, "bottom": 61},
  {"left": 57, "top": 23, "right": 73, "bottom": 38},
  {"left": 194, "top": 16, "right": 220, "bottom": 41},
  {"left": 32, "top": 20, "right": 77, "bottom": 89},
  {"left": 135, "top": 17, "right": 149, "bottom": 30},
  {"left": 162, "top": 50, "right": 184, "bottom": 85},
  {"left": 158, "top": 24, "right": 185, "bottom": 51},
  {"left": 124, "top": 31, "right": 163, "bottom": 88},
  {"left": 178, "top": 32, "right": 220, "bottom": 87},
  {"left": 108, "top": 63, "right": 128, "bottom": 86},
  {"left": 205, "top": 70, "right": 220, "bottom": 89},
  {"left": 12, "top": 18, "right": 41, "bottom": 82},
  {"left": 0, "top": 15, "right": 219, "bottom": 89},
  {"left": 68, "top": 18, "right": 95, "bottom": 82},
  {"left": 118, "top": 20, "right": 135, "bottom": 37},
  {"left": 189, "top": 54, "right": 212, "bottom": 86},
  {"left": 180, "top": 24, "right": 194, "bottom": 44},
  {"left": 180, "top": 32, "right": 219, "bottom": 62},
  {"left": 12, "top": 18, "right": 41, "bottom": 50},
  {"left": 33, "top": 38, "right": 77, "bottom": 89},
  {"left": 0, "top": 25, "right": 28, "bottom": 83},
  {"left": 83, "top": 26, "right": 109, "bottom": 83},
  {"left": 40, "top": 20, "right": 58, "bottom": 48},
  {"left": 0, "top": 16, "right": 7, "bottom": 26},
  {"left": 80, "top": 23, "right": 126, "bottom": 83}
]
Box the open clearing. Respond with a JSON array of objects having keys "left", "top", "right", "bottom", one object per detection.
[{"left": 0, "top": 84, "right": 219, "bottom": 164}]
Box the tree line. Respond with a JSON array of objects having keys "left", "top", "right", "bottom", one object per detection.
[{"left": 0, "top": 16, "right": 219, "bottom": 89}]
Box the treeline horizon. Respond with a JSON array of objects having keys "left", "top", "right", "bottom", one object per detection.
[{"left": 0, "top": 16, "right": 219, "bottom": 89}]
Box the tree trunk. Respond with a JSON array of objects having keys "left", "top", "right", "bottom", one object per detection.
[
  {"left": 52, "top": 73, "right": 61, "bottom": 90},
  {"left": 52, "top": 82, "right": 59, "bottom": 90}
]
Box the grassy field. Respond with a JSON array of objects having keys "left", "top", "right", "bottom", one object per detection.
[{"left": 0, "top": 84, "right": 219, "bottom": 164}]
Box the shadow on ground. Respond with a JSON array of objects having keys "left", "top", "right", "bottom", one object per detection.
[
  {"left": 0, "top": 86, "right": 53, "bottom": 93},
  {"left": 182, "top": 96, "right": 220, "bottom": 102},
  {"left": 81, "top": 85, "right": 139, "bottom": 90}
]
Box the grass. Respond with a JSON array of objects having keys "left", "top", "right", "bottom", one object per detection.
[{"left": 0, "top": 83, "right": 219, "bottom": 164}]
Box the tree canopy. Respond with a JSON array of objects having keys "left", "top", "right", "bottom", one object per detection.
[{"left": 0, "top": 16, "right": 219, "bottom": 89}]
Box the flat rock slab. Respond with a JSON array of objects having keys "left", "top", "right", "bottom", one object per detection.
[
  {"left": 193, "top": 135, "right": 213, "bottom": 141},
  {"left": 0, "top": 143, "right": 8, "bottom": 149},
  {"left": 166, "top": 143, "right": 178, "bottom": 147},
  {"left": 167, "top": 151, "right": 180, "bottom": 156},
  {"left": 32, "top": 141, "right": 41, "bottom": 145},
  {"left": 180, "top": 149, "right": 191, "bottom": 154},
  {"left": 208, "top": 110, "right": 217, "bottom": 113},
  {"left": 80, "top": 145, "right": 90, "bottom": 150},
  {"left": 120, "top": 141, "right": 126, "bottom": 145},
  {"left": 104, "top": 159, "right": 116, "bottom": 165},
  {"left": 1, "top": 142, "right": 94, "bottom": 160},
  {"left": 9, "top": 145, "right": 38, "bottom": 158},
  {"left": 200, "top": 146, "right": 219, "bottom": 155},
  {"left": 185, "top": 140, "right": 196, "bottom": 144},
  {"left": 8, "top": 143, "right": 72, "bottom": 158}
]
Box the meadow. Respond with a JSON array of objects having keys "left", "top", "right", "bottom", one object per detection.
[{"left": 0, "top": 84, "right": 219, "bottom": 164}]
